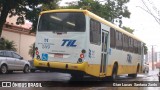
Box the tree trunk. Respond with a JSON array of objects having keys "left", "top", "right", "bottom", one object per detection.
[{"left": 0, "top": 4, "right": 10, "bottom": 37}]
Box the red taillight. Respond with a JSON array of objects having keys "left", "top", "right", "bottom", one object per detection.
[
  {"left": 80, "top": 54, "right": 84, "bottom": 58},
  {"left": 36, "top": 50, "right": 39, "bottom": 55}
]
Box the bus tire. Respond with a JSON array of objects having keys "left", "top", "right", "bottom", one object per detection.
[
  {"left": 70, "top": 72, "right": 84, "bottom": 81},
  {"left": 128, "top": 73, "right": 137, "bottom": 78},
  {"left": 30, "top": 69, "right": 35, "bottom": 73},
  {"left": 111, "top": 63, "right": 118, "bottom": 81},
  {"left": 128, "top": 65, "right": 139, "bottom": 78}
]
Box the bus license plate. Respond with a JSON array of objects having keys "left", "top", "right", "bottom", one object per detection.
[{"left": 54, "top": 54, "right": 63, "bottom": 58}]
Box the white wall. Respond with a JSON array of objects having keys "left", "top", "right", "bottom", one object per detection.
[{"left": 1, "top": 30, "right": 35, "bottom": 60}]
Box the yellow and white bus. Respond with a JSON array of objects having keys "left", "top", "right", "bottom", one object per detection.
[{"left": 34, "top": 9, "right": 145, "bottom": 80}]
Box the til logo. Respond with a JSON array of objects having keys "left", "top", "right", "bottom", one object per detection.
[{"left": 61, "top": 39, "right": 77, "bottom": 47}]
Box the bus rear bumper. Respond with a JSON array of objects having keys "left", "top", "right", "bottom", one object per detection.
[{"left": 33, "top": 58, "right": 88, "bottom": 73}]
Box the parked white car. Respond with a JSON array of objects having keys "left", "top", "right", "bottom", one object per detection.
[
  {"left": 0, "top": 50, "right": 30, "bottom": 74},
  {"left": 143, "top": 63, "right": 149, "bottom": 73}
]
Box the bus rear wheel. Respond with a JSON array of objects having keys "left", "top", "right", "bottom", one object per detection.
[
  {"left": 111, "top": 64, "right": 118, "bottom": 81},
  {"left": 70, "top": 73, "right": 84, "bottom": 81},
  {"left": 128, "top": 73, "right": 137, "bottom": 78}
]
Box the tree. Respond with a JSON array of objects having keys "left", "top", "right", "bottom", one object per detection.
[
  {"left": 122, "top": 26, "right": 134, "bottom": 33},
  {"left": 0, "top": 0, "right": 56, "bottom": 36},
  {"left": 63, "top": 0, "right": 131, "bottom": 27},
  {"left": 28, "top": 43, "right": 35, "bottom": 58},
  {"left": 26, "top": 0, "right": 60, "bottom": 33},
  {"left": 0, "top": 38, "right": 16, "bottom": 51},
  {"left": 41, "top": 0, "right": 60, "bottom": 11}
]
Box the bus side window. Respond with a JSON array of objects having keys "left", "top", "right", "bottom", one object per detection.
[
  {"left": 129, "top": 37, "right": 133, "bottom": 53},
  {"left": 116, "top": 31, "right": 119, "bottom": 49},
  {"left": 123, "top": 34, "right": 129, "bottom": 51},
  {"left": 110, "top": 28, "right": 116, "bottom": 48},
  {"left": 133, "top": 39, "right": 138, "bottom": 54},
  {"left": 138, "top": 41, "right": 141, "bottom": 54},
  {"left": 90, "top": 19, "right": 101, "bottom": 45},
  {"left": 116, "top": 31, "right": 123, "bottom": 50}
]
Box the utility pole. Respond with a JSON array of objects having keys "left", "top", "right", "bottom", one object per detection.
[
  {"left": 151, "top": 45, "right": 156, "bottom": 70},
  {"left": 152, "top": 45, "right": 154, "bottom": 70}
]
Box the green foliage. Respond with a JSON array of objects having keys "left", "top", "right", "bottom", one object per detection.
[
  {"left": 41, "top": 0, "right": 60, "bottom": 11},
  {"left": 26, "top": 0, "right": 61, "bottom": 33},
  {"left": 63, "top": 0, "right": 131, "bottom": 26},
  {"left": 0, "top": 38, "right": 16, "bottom": 51},
  {"left": 0, "top": 0, "right": 130, "bottom": 34},
  {"left": 28, "top": 43, "right": 35, "bottom": 58},
  {"left": 122, "top": 26, "right": 134, "bottom": 33},
  {"left": 0, "top": 0, "right": 58, "bottom": 36}
]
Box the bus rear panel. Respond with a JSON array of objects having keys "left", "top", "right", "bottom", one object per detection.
[{"left": 34, "top": 11, "right": 89, "bottom": 74}]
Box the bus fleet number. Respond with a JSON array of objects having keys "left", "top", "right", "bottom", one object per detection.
[{"left": 42, "top": 44, "right": 50, "bottom": 49}]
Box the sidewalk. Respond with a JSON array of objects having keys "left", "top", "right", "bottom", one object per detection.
[
  {"left": 148, "top": 69, "right": 159, "bottom": 76},
  {"left": 144, "top": 69, "right": 159, "bottom": 81}
]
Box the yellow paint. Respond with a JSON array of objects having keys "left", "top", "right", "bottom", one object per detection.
[
  {"left": 34, "top": 58, "right": 99, "bottom": 77},
  {"left": 40, "top": 9, "right": 86, "bottom": 15},
  {"left": 106, "top": 65, "right": 113, "bottom": 76},
  {"left": 34, "top": 58, "right": 140, "bottom": 77},
  {"left": 34, "top": 58, "right": 87, "bottom": 71},
  {"left": 49, "top": 61, "right": 87, "bottom": 71},
  {"left": 106, "top": 65, "right": 140, "bottom": 76},
  {"left": 117, "top": 65, "right": 137, "bottom": 74},
  {"left": 34, "top": 58, "right": 48, "bottom": 67},
  {"left": 85, "top": 64, "right": 100, "bottom": 77}
]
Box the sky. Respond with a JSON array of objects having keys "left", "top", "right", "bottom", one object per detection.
[
  {"left": 122, "top": 0, "right": 160, "bottom": 52},
  {"left": 60, "top": 0, "right": 160, "bottom": 52}
]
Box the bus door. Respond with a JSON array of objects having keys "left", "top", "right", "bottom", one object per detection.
[{"left": 100, "top": 30, "right": 109, "bottom": 76}]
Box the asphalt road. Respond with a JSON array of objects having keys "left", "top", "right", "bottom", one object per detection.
[
  {"left": 0, "top": 70, "right": 160, "bottom": 90},
  {"left": 0, "top": 71, "right": 152, "bottom": 81},
  {"left": 0, "top": 70, "right": 158, "bottom": 81}
]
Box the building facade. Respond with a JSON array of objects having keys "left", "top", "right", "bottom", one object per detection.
[{"left": 1, "top": 23, "right": 35, "bottom": 60}]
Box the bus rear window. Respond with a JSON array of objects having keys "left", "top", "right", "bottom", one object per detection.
[{"left": 38, "top": 12, "right": 86, "bottom": 32}]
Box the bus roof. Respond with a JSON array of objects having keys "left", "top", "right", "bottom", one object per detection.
[
  {"left": 40, "top": 9, "right": 85, "bottom": 15},
  {"left": 40, "top": 9, "right": 144, "bottom": 43}
]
